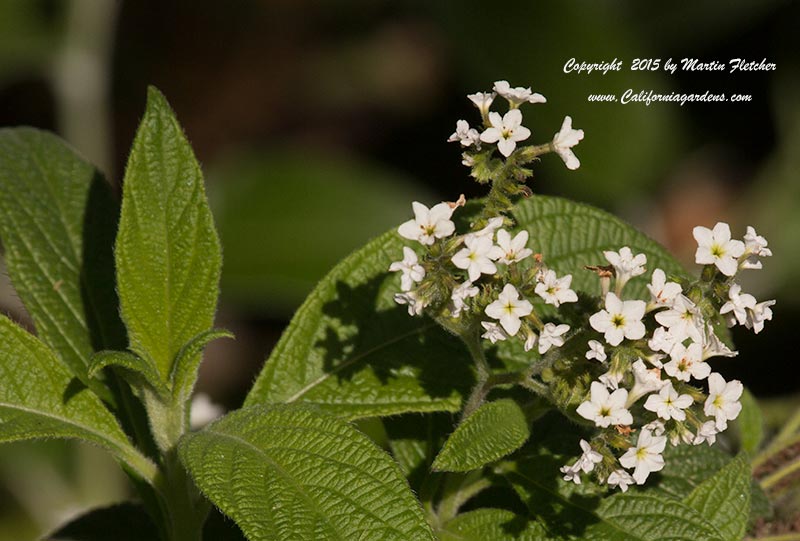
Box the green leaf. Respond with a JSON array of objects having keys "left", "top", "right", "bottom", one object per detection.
[
  {"left": 179, "top": 404, "right": 434, "bottom": 541},
  {"left": 683, "top": 454, "right": 751, "bottom": 541},
  {"left": 170, "top": 328, "right": 234, "bottom": 402},
  {"left": 115, "top": 86, "right": 222, "bottom": 382},
  {"left": 88, "top": 350, "right": 168, "bottom": 397},
  {"left": 651, "top": 444, "right": 731, "bottom": 499},
  {"left": 0, "top": 316, "right": 156, "bottom": 483},
  {"left": 0, "top": 127, "right": 126, "bottom": 387},
  {"left": 244, "top": 229, "right": 472, "bottom": 419},
  {"left": 44, "top": 503, "right": 159, "bottom": 541},
  {"left": 433, "top": 399, "right": 530, "bottom": 472},
  {"left": 734, "top": 388, "right": 764, "bottom": 454},
  {"left": 438, "top": 509, "right": 548, "bottom": 541}
]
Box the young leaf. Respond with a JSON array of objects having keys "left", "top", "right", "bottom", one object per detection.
[
  {"left": 683, "top": 454, "right": 751, "bottom": 541},
  {"left": 179, "top": 404, "right": 434, "bottom": 541},
  {"left": 0, "top": 128, "right": 126, "bottom": 385},
  {"left": 244, "top": 229, "right": 473, "bottom": 419},
  {"left": 170, "top": 328, "right": 234, "bottom": 403},
  {"left": 0, "top": 316, "right": 156, "bottom": 483},
  {"left": 432, "top": 399, "right": 530, "bottom": 472},
  {"left": 437, "top": 509, "right": 548, "bottom": 541},
  {"left": 88, "top": 350, "right": 169, "bottom": 398},
  {"left": 115, "top": 87, "right": 221, "bottom": 382},
  {"left": 734, "top": 388, "right": 764, "bottom": 454}
]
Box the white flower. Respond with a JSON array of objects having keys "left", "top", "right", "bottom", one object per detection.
[
  {"left": 663, "top": 342, "right": 710, "bottom": 382},
  {"left": 607, "top": 469, "right": 635, "bottom": 492},
  {"left": 560, "top": 463, "right": 583, "bottom": 485},
  {"left": 562, "top": 438, "right": 603, "bottom": 484},
  {"left": 741, "top": 226, "right": 772, "bottom": 270},
  {"left": 604, "top": 247, "right": 647, "bottom": 291},
  {"left": 599, "top": 369, "right": 624, "bottom": 391},
  {"left": 535, "top": 269, "right": 578, "bottom": 307},
  {"left": 643, "top": 381, "right": 693, "bottom": 421},
  {"left": 745, "top": 299, "right": 775, "bottom": 334},
  {"left": 490, "top": 229, "right": 533, "bottom": 264},
  {"left": 190, "top": 393, "right": 225, "bottom": 429},
  {"left": 619, "top": 428, "right": 667, "bottom": 485},
  {"left": 704, "top": 373, "right": 743, "bottom": 429},
  {"left": 467, "top": 91, "right": 496, "bottom": 117},
  {"left": 398, "top": 201, "right": 456, "bottom": 245},
  {"left": 552, "top": 116, "right": 584, "bottom": 170},
  {"left": 452, "top": 236, "right": 498, "bottom": 282},
  {"left": 693, "top": 420, "right": 719, "bottom": 446},
  {"left": 647, "top": 269, "right": 682, "bottom": 307},
  {"left": 700, "top": 324, "right": 738, "bottom": 360},
  {"left": 389, "top": 247, "right": 425, "bottom": 292},
  {"left": 493, "top": 80, "right": 546, "bottom": 106},
  {"left": 447, "top": 119, "right": 480, "bottom": 147},
  {"left": 642, "top": 419, "right": 666, "bottom": 437},
  {"left": 627, "top": 359, "right": 668, "bottom": 405},
  {"left": 720, "top": 283, "right": 757, "bottom": 327},
  {"left": 693, "top": 222, "right": 746, "bottom": 277},
  {"left": 585, "top": 340, "right": 607, "bottom": 362},
  {"left": 485, "top": 284, "right": 533, "bottom": 336},
  {"left": 481, "top": 321, "right": 509, "bottom": 343},
  {"left": 450, "top": 281, "right": 479, "bottom": 318},
  {"left": 576, "top": 381, "right": 633, "bottom": 428},
  {"left": 648, "top": 326, "right": 679, "bottom": 354},
  {"left": 394, "top": 291, "right": 426, "bottom": 316},
  {"left": 539, "top": 323, "right": 569, "bottom": 354},
  {"left": 465, "top": 217, "right": 505, "bottom": 242},
  {"left": 480, "top": 109, "right": 531, "bottom": 157},
  {"left": 523, "top": 329, "right": 538, "bottom": 352},
  {"left": 589, "top": 292, "right": 647, "bottom": 346},
  {"left": 670, "top": 424, "right": 696, "bottom": 447},
  {"left": 654, "top": 295, "right": 703, "bottom": 344}
]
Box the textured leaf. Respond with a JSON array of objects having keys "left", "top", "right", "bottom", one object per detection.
[
  {"left": 433, "top": 399, "right": 530, "bottom": 472},
  {"left": 734, "top": 388, "right": 764, "bottom": 454},
  {"left": 438, "top": 509, "right": 548, "bottom": 541},
  {"left": 170, "top": 328, "right": 234, "bottom": 402},
  {"left": 0, "top": 127, "right": 125, "bottom": 386},
  {"left": 651, "top": 444, "right": 731, "bottom": 499},
  {"left": 0, "top": 316, "right": 155, "bottom": 481},
  {"left": 179, "top": 404, "right": 434, "bottom": 541},
  {"left": 683, "top": 454, "right": 751, "bottom": 541},
  {"left": 44, "top": 503, "right": 159, "bottom": 541},
  {"left": 88, "top": 350, "right": 168, "bottom": 397},
  {"left": 244, "top": 229, "right": 472, "bottom": 419},
  {"left": 115, "top": 87, "right": 221, "bottom": 382}
]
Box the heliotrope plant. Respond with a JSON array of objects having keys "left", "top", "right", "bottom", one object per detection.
[{"left": 0, "top": 82, "right": 797, "bottom": 541}]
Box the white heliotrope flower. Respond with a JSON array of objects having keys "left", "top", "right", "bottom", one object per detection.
[
  {"left": 552, "top": 116, "right": 584, "bottom": 170},
  {"left": 577, "top": 381, "right": 633, "bottom": 428},
  {"left": 450, "top": 281, "right": 479, "bottom": 318},
  {"left": 604, "top": 247, "right": 647, "bottom": 291},
  {"left": 647, "top": 269, "right": 682, "bottom": 307},
  {"left": 701, "top": 324, "right": 738, "bottom": 359},
  {"left": 619, "top": 428, "right": 667, "bottom": 485},
  {"left": 480, "top": 109, "right": 531, "bottom": 158},
  {"left": 746, "top": 299, "right": 775, "bottom": 334},
  {"left": 398, "top": 201, "right": 455, "bottom": 245},
  {"left": 704, "top": 373, "right": 743, "bottom": 429},
  {"left": 741, "top": 225, "right": 772, "bottom": 270},
  {"left": 693, "top": 222, "right": 745, "bottom": 277},
  {"left": 654, "top": 295, "right": 703, "bottom": 344},
  {"left": 643, "top": 381, "right": 693, "bottom": 421},
  {"left": 490, "top": 229, "right": 533, "bottom": 264},
  {"left": 648, "top": 326, "right": 679, "bottom": 354},
  {"left": 607, "top": 469, "right": 635, "bottom": 492},
  {"left": 589, "top": 293, "right": 646, "bottom": 346},
  {"left": 627, "top": 359, "right": 668, "bottom": 405},
  {"left": 493, "top": 80, "right": 546, "bottom": 106},
  {"left": 663, "top": 342, "right": 710, "bottom": 382},
  {"left": 720, "top": 283, "right": 756, "bottom": 327},
  {"left": 481, "top": 321, "right": 509, "bottom": 343},
  {"left": 389, "top": 247, "right": 425, "bottom": 292},
  {"left": 394, "top": 291, "right": 426, "bottom": 316},
  {"left": 451, "top": 235, "right": 498, "bottom": 282},
  {"left": 585, "top": 340, "right": 606, "bottom": 362},
  {"left": 466, "top": 216, "right": 504, "bottom": 242},
  {"left": 693, "top": 420, "right": 720, "bottom": 446},
  {"left": 485, "top": 284, "right": 533, "bottom": 336},
  {"left": 535, "top": 269, "right": 578, "bottom": 307},
  {"left": 561, "top": 439, "right": 603, "bottom": 484},
  {"left": 447, "top": 119, "right": 480, "bottom": 147},
  {"left": 467, "top": 91, "right": 495, "bottom": 117},
  {"left": 538, "top": 323, "right": 569, "bottom": 354}
]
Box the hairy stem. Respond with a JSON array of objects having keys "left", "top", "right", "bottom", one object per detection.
[{"left": 436, "top": 471, "right": 492, "bottom": 524}]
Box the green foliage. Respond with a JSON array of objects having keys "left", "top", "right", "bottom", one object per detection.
[
  {"left": 0, "top": 128, "right": 125, "bottom": 391},
  {"left": 115, "top": 87, "right": 221, "bottom": 383},
  {"left": 179, "top": 404, "right": 434, "bottom": 541},
  {"left": 0, "top": 316, "right": 155, "bottom": 482},
  {"left": 170, "top": 329, "right": 234, "bottom": 405},
  {"left": 437, "top": 509, "right": 548, "bottom": 541},
  {"left": 88, "top": 350, "right": 168, "bottom": 398},
  {"left": 734, "top": 388, "right": 764, "bottom": 454},
  {"left": 433, "top": 399, "right": 530, "bottom": 472},
  {"left": 683, "top": 454, "right": 751, "bottom": 541}
]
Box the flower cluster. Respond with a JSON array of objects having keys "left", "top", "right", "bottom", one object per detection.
[{"left": 562, "top": 226, "right": 775, "bottom": 490}]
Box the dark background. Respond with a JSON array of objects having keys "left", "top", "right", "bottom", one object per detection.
[{"left": 0, "top": 0, "right": 798, "bottom": 536}]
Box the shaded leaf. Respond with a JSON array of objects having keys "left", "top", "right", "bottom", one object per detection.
[
  {"left": 438, "top": 509, "right": 548, "bottom": 541},
  {"left": 179, "top": 404, "right": 434, "bottom": 541},
  {"left": 734, "top": 388, "right": 764, "bottom": 454},
  {"left": 683, "top": 454, "right": 751, "bottom": 541},
  {"left": 433, "top": 399, "right": 530, "bottom": 472},
  {"left": 88, "top": 350, "right": 168, "bottom": 397},
  {"left": 44, "top": 502, "right": 158, "bottom": 541},
  {"left": 115, "top": 86, "right": 221, "bottom": 382}
]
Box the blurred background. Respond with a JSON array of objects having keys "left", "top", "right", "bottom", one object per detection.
[{"left": 0, "top": 0, "right": 798, "bottom": 537}]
